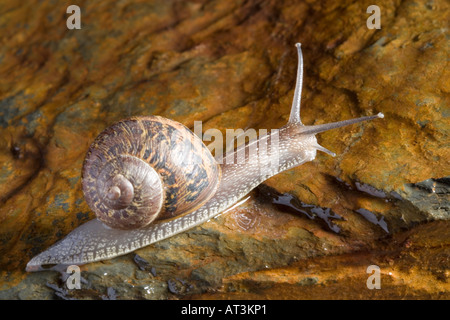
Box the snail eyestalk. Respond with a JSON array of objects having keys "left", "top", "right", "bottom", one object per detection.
[
  {"left": 289, "top": 43, "right": 304, "bottom": 125},
  {"left": 300, "top": 113, "right": 384, "bottom": 136}
]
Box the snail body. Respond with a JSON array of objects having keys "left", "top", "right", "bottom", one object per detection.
[{"left": 26, "top": 44, "right": 383, "bottom": 271}]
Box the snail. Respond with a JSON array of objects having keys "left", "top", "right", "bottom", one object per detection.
[{"left": 26, "top": 43, "right": 383, "bottom": 271}]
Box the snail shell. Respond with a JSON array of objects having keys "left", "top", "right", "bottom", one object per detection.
[{"left": 81, "top": 116, "right": 221, "bottom": 230}]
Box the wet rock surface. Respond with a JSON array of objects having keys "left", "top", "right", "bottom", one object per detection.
[{"left": 0, "top": 0, "right": 448, "bottom": 299}]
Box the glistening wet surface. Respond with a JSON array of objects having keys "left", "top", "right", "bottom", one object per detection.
[{"left": 0, "top": 0, "right": 448, "bottom": 299}]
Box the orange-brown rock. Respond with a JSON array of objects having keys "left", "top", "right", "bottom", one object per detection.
[{"left": 0, "top": 0, "right": 448, "bottom": 299}]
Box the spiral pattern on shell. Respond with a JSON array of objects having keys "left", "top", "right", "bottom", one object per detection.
[{"left": 82, "top": 116, "right": 221, "bottom": 230}]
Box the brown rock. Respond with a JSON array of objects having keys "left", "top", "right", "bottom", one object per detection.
[{"left": 0, "top": 0, "right": 448, "bottom": 299}]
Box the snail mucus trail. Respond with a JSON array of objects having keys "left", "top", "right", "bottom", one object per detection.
[{"left": 26, "top": 43, "right": 384, "bottom": 272}]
